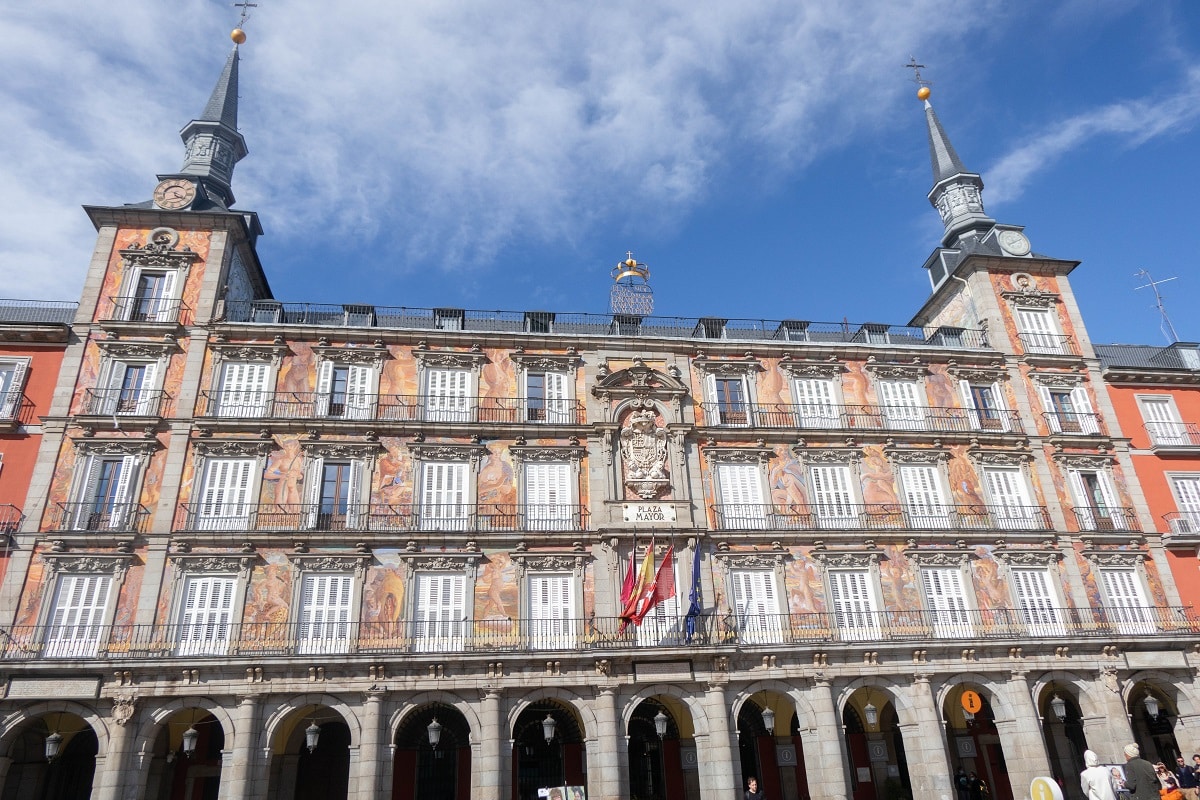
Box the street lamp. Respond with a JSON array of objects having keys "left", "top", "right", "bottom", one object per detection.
[
  {"left": 761, "top": 705, "right": 776, "bottom": 734},
  {"left": 864, "top": 702, "right": 878, "bottom": 728},
  {"left": 653, "top": 709, "right": 669, "bottom": 740},
  {"left": 1144, "top": 692, "right": 1161, "bottom": 720},
  {"left": 542, "top": 714, "right": 557, "bottom": 744},
  {"left": 305, "top": 721, "right": 321, "bottom": 753},
  {"left": 1050, "top": 694, "right": 1067, "bottom": 723},
  {"left": 44, "top": 731, "right": 63, "bottom": 762},
  {"left": 427, "top": 718, "right": 443, "bottom": 749},
  {"left": 181, "top": 726, "right": 199, "bottom": 758}
]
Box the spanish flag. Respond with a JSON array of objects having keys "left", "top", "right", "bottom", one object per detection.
[
  {"left": 634, "top": 543, "right": 676, "bottom": 626},
  {"left": 618, "top": 538, "right": 656, "bottom": 632}
]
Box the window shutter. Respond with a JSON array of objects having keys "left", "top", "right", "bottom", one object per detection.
[
  {"left": 177, "top": 575, "right": 237, "bottom": 656},
  {"left": 730, "top": 569, "right": 780, "bottom": 644},
  {"left": 526, "top": 462, "right": 573, "bottom": 529},
  {"left": 878, "top": 380, "right": 924, "bottom": 429},
  {"left": 45, "top": 574, "right": 112, "bottom": 658},
  {"left": 1035, "top": 385, "right": 1060, "bottom": 433},
  {"left": 134, "top": 362, "right": 159, "bottom": 414},
  {"left": 717, "top": 463, "right": 766, "bottom": 529},
  {"left": 1070, "top": 387, "right": 1099, "bottom": 434},
  {"left": 983, "top": 467, "right": 1035, "bottom": 529},
  {"left": 346, "top": 460, "right": 365, "bottom": 528},
  {"left": 302, "top": 457, "right": 324, "bottom": 529},
  {"left": 1099, "top": 568, "right": 1153, "bottom": 635},
  {"left": 415, "top": 573, "right": 466, "bottom": 652},
  {"left": 315, "top": 360, "right": 334, "bottom": 416},
  {"left": 199, "top": 458, "right": 255, "bottom": 530},
  {"left": 529, "top": 573, "right": 575, "bottom": 649},
  {"left": 1142, "top": 397, "right": 1186, "bottom": 445},
  {"left": 426, "top": 368, "right": 470, "bottom": 421},
  {"left": 0, "top": 360, "right": 28, "bottom": 418},
  {"left": 1016, "top": 308, "right": 1059, "bottom": 353},
  {"left": 544, "top": 372, "right": 570, "bottom": 424},
  {"left": 958, "top": 379, "right": 981, "bottom": 430},
  {"left": 810, "top": 464, "right": 855, "bottom": 527},
  {"left": 156, "top": 270, "right": 178, "bottom": 322},
  {"left": 794, "top": 378, "right": 837, "bottom": 427},
  {"left": 828, "top": 570, "right": 879, "bottom": 640},
  {"left": 1010, "top": 568, "right": 1064, "bottom": 636},
  {"left": 991, "top": 381, "right": 1011, "bottom": 431},
  {"left": 921, "top": 567, "right": 972, "bottom": 637},
  {"left": 1172, "top": 477, "right": 1200, "bottom": 532},
  {"left": 219, "top": 362, "right": 270, "bottom": 417},
  {"left": 299, "top": 573, "right": 354, "bottom": 654},
  {"left": 345, "top": 365, "right": 374, "bottom": 419},
  {"left": 71, "top": 456, "right": 103, "bottom": 529},
  {"left": 421, "top": 462, "right": 469, "bottom": 530},
  {"left": 900, "top": 465, "right": 949, "bottom": 528},
  {"left": 703, "top": 374, "right": 721, "bottom": 426},
  {"left": 108, "top": 455, "right": 139, "bottom": 529}
]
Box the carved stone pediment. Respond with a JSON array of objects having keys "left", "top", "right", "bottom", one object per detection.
[
  {"left": 120, "top": 229, "right": 201, "bottom": 273},
  {"left": 592, "top": 359, "right": 688, "bottom": 401},
  {"left": 904, "top": 548, "right": 973, "bottom": 566},
  {"left": 400, "top": 554, "right": 480, "bottom": 573},
  {"left": 513, "top": 553, "right": 586, "bottom": 575},
  {"left": 967, "top": 447, "right": 1031, "bottom": 466},
  {"left": 994, "top": 548, "right": 1061, "bottom": 567},
  {"left": 302, "top": 441, "right": 383, "bottom": 460},
  {"left": 97, "top": 339, "right": 179, "bottom": 360},
  {"left": 314, "top": 344, "right": 389, "bottom": 367},
  {"left": 42, "top": 553, "right": 135, "bottom": 576},
  {"left": 210, "top": 339, "right": 291, "bottom": 365},
  {"left": 884, "top": 445, "right": 949, "bottom": 464},
  {"left": 1051, "top": 453, "right": 1115, "bottom": 469},
  {"left": 293, "top": 553, "right": 372, "bottom": 576},
  {"left": 792, "top": 446, "right": 861, "bottom": 465},
  {"left": 412, "top": 349, "right": 488, "bottom": 369},
  {"left": 72, "top": 437, "right": 160, "bottom": 457},
  {"left": 811, "top": 549, "right": 881, "bottom": 568},
  {"left": 704, "top": 446, "right": 773, "bottom": 466},
  {"left": 193, "top": 438, "right": 275, "bottom": 457},
  {"left": 779, "top": 358, "right": 845, "bottom": 379},
  {"left": 1084, "top": 550, "right": 1145, "bottom": 568},
  {"left": 863, "top": 361, "right": 929, "bottom": 379},
  {"left": 946, "top": 364, "right": 1007, "bottom": 382},
  {"left": 510, "top": 445, "right": 585, "bottom": 464},
  {"left": 1029, "top": 371, "right": 1085, "bottom": 388},
  {"left": 511, "top": 353, "right": 581, "bottom": 372},
  {"left": 691, "top": 356, "right": 762, "bottom": 376},
  {"left": 171, "top": 553, "right": 257, "bottom": 575},
  {"left": 1001, "top": 290, "right": 1060, "bottom": 308},
  {"left": 409, "top": 443, "right": 487, "bottom": 464},
  {"left": 714, "top": 552, "right": 785, "bottom": 569}
]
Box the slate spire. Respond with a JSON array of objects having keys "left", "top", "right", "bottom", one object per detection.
[
  {"left": 176, "top": 44, "right": 249, "bottom": 208},
  {"left": 921, "top": 93, "right": 994, "bottom": 247}
]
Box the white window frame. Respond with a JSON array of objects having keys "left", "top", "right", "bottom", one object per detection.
[
  {"left": 809, "top": 462, "right": 860, "bottom": 529},
  {"left": 729, "top": 566, "right": 782, "bottom": 645},
  {"left": 1037, "top": 384, "right": 1099, "bottom": 435},
  {"left": 1167, "top": 473, "right": 1200, "bottom": 534},
  {"left": 525, "top": 370, "right": 573, "bottom": 424},
  {"left": 897, "top": 463, "right": 953, "bottom": 529},
  {"left": 1008, "top": 565, "right": 1066, "bottom": 637},
  {"left": 96, "top": 358, "right": 161, "bottom": 416},
  {"left": 523, "top": 460, "right": 577, "bottom": 531},
  {"left": 704, "top": 373, "right": 751, "bottom": 427},
  {"left": 1137, "top": 395, "right": 1189, "bottom": 447},
  {"left": 791, "top": 376, "right": 841, "bottom": 429},
  {"left": 980, "top": 465, "right": 1040, "bottom": 530},
  {"left": 958, "top": 379, "right": 1011, "bottom": 432},
  {"left": 302, "top": 456, "right": 369, "bottom": 530},
  {"left": 714, "top": 460, "right": 769, "bottom": 530},
  {"left": 315, "top": 360, "right": 378, "bottom": 420},
  {"left": 413, "top": 572, "right": 468, "bottom": 652},
  {"left": 1094, "top": 563, "right": 1155, "bottom": 635},
  {"left": 424, "top": 367, "right": 473, "bottom": 422},
  {"left": 1067, "top": 468, "right": 1124, "bottom": 531},
  {"left": 826, "top": 568, "right": 881, "bottom": 642},
  {"left": 0, "top": 357, "right": 30, "bottom": 419},
  {"left": 419, "top": 460, "right": 471, "bottom": 531},
  {"left": 43, "top": 573, "right": 114, "bottom": 658},
  {"left": 120, "top": 266, "right": 181, "bottom": 322},
  {"left": 876, "top": 378, "right": 927, "bottom": 431},
  {"left": 919, "top": 564, "right": 974, "bottom": 638},
  {"left": 214, "top": 361, "right": 273, "bottom": 418},
  {"left": 296, "top": 572, "right": 357, "bottom": 655},
  {"left": 193, "top": 455, "right": 260, "bottom": 531},
  {"left": 1015, "top": 306, "right": 1065, "bottom": 354},
  {"left": 175, "top": 573, "right": 239, "bottom": 656},
  {"left": 69, "top": 452, "right": 145, "bottom": 531},
  {"left": 527, "top": 571, "right": 579, "bottom": 650}
]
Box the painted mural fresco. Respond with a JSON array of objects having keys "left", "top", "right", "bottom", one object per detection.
[
  {"left": 476, "top": 551, "right": 518, "bottom": 621},
  {"left": 361, "top": 551, "right": 405, "bottom": 635},
  {"left": 94, "top": 227, "right": 214, "bottom": 324},
  {"left": 243, "top": 551, "right": 292, "bottom": 625}
]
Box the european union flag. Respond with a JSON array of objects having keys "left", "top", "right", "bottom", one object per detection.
[{"left": 684, "top": 543, "right": 701, "bottom": 642}]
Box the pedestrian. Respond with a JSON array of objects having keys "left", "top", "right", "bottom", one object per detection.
[
  {"left": 1082, "top": 750, "right": 1118, "bottom": 800},
  {"left": 1162, "top": 776, "right": 1185, "bottom": 800},
  {"left": 968, "top": 771, "right": 988, "bottom": 800},
  {"left": 1125, "top": 744, "right": 1163, "bottom": 800},
  {"left": 1174, "top": 756, "right": 1199, "bottom": 800},
  {"left": 956, "top": 767, "right": 971, "bottom": 800},
  {"left": 744, "top": 775, "right": 764, "bottom": 800}
]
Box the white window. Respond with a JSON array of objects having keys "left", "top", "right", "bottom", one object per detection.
[
  {"left": 125, "top": 269, "right": 178, "bottom": 322},
  {"left": 414, "top": 573, "right": 466, "bottom": 652},
  {"left": 1016, "top": 307, "right": 1063, "bottom": 354},
  {"left": 877, "top": 380, "right": 926, "bottom": 430},
  {"left": 730, "top": 569, "right": 781, "bottom": 644},
  {"left": 921, "top": 567, "right": 973, "bottom": 637},
  {"left": 44, "top": 574, "right": 112, "bottom": 658},
  {"left": 792, "top": 377, "right": 840, "bottom": 428},
  {"left": 1010, "top": 568, "right": 1065, "bottom": 636},
  {"left": 71, "top": 454, "right": 140, "bottom": 530},
  {"left": 420, "top": 461, "right": 470, "bottom": 530},
  {"left": 1068, "top": 469, "right": 1124, "bottom": 531},
  {"left": 828, "top": 569, "right": 880, "bottom": 641},
  {"left": 716, "top": 463, "right": 767, "bottom": 529},
  {"left": 316, "top": 361, "right": 375, "bottom": 420},
  {"left": 303, "top": 458, "right": 365, "bottom": 530},
  {"left": 1098, "top": 568, "right": 1154, "bottom": 635},
  {"left": 899, "top": 465, "right": 951, "bottom": 529},
  {"left": 0, "top": 358, "right": 30, "bottom": 419},
  {"left": 1139, "top": 396, "right": 1189, "bottom": 446},
  {"left": 525, "top": 461, "right": 575, "bottom": 530},
  {"left": 176, "top": 574, "right": 237, "bottom": 656},
  {"left": 705, "top": 375, "right": 750, "bottom": 426},
  {"left": 1037, "top": 385, "right": 1098, "bottom": 435},
  {"left": 1169, "top": 475, "right": 1200, "bottom": 533},
  {"left": 958, "top": 380, "right": 1010, "bottom": 432},
  {"left": 298, "top": 573, "right": 354, "bottom": 655},
  {"left": 810, "top": 464, "right": 857, "bottom": 528},
  {"left": 196, "top": 458, "right": 256, "bottom": 530},
  {"left": 424, "top": 368, "right": 471, "bottom": 422},
  {"left": 216, "top": 362, "right": 271, "bottom": 418},
  {"left": 98, "top": 360, "right": 159, "bottom": 415},
  {"left": 982, "top": 467, "right": 1039, "bottom": 529},
  {"left": 527, "top": 372, "right": 571, "bottom": 424},
  {"left": 528, "top": 573, "right": 577, "bottom": 649}
]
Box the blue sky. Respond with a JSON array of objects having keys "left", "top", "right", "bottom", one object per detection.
[{"left": 2, "top": 1, "right": 1198, "bottom": 346}]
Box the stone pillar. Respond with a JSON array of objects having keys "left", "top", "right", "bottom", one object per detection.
[
  {"left": 898, "top": 674, "right": 954, "bottom": 800},
  {"left": 222, "top": 695, "right": 259, "bottom": 800},
  {"left": 93, "top": 715, "right": 133, "bottom": 800},
  {"left": 1081, "top": 670, "right": 1134, "bottom": 764},
  {"left": 698, "top": 682, "right": 738, "bottom": 800},
  {"left": 476, "top": 688, "right": 505, "bottom": 800},
  {"left": 996, "top": 670, "right": 1052, "bottom": 792},
  {"left": 353, "top": 693, "right": 384, "bottom": 800},
  {"left": 589, "top": 686, "right": 625, "bottom": 800},
  {"left": 800, "top": 677, "right": 849, "bottom": 800}
]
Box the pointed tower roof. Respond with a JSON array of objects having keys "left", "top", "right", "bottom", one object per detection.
[
  {"left": 918, "top": 88, "right": 994, "bottom": 247},
  {"left": 924, "top": 99, "right": 968, "bottom": 184},
  {"left": 200, "top": 46, "right": 240, "bottom": 130}
]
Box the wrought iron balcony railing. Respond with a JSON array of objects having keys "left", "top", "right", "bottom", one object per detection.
[
  {"left": 49, "top": 503, "right": 151, "bottom": 533},
  {"left": 196, "top": 391, "right": 586, "bottom": 425},
  {"left": 1, "top": 605, "right": 1191, "bottom": 662},
  {"left": 1018, "top": 332, "right": 1080, "bottom": 357},
  {"left": 1146, "top": 421, "right": 1200, "bottom": 448},
  {"left": 0, "top": 391, "right": 26, "bottom": 422},
  {"left": 0, "top": 505, "right": 23, "bottom": 534},
  {"left": 100, "top": 295, "right": 189, "bottom": 325},
  {"left": 1165, "top": 512, "right": 1200, "bottom": 536},
  {"left": 175, "top": 503, "right": 589, "bottom": 533},
  {"left": 78, "top": 389, "right": 170, "bottom": 417},
  {"left": 1043, "top": 411, "right": 1105, "bottom": 436},
  {"left": 1071, "top": 506, "right": 1141, "bottom": 532},
  {"left": 711, "top": 503, "right": 1052, "bottom": 532},
  {"left": 699, "top": 401, "right": 1023, "bottom": 433}
]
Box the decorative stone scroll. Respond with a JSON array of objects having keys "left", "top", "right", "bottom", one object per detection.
[
  {"left": 210, "top": 339, "right": 291, "bottom": 366},
  {"left": 779, "top": 358, "right": 845, "bottom": 379},
  {"left": 792, "top": 446, "right": 861, "bottom": 465},
  {"left": 411, "top": 349, "right": 488, "bottom": 369},
  {"left": 398, "top": 552, "right": 480, "bottom": 580},
  {"left": 408, "top": 443, "right": 487, "bottom": 466},
  {"left": 41, "top": 553, "right": 135, "bottom": 578},
  {"left": 946, "top": 364, "right": 1007, "bottom": 382},
  {"left": 511, "top": 352, "right": 581, "bottom": 372},
  {"left": 510, "top": 445, "right": 585, "bottom": 465},
  {"left": 1051, "top": 453, "right": 1115, "bottom": 470},
  {"left": 811, "top": 549, "right": 881, "bottom": 568},
  {"left": 120, "top": 228, "right": 201, "bottom": 274},
  {"left": 884, "top": 445, "right": 949, "bottom": 465},
  {"left": 591, "top": 359, "right": 689, "bottom": 403},
  {"left": 513, "top": 552, "right": 587, "bottom": 577},
  {"left": 72, "top": 437, "right": 160, "bottom": 457},
  {"left": 313, "top": 343, "right": 389, "bottom": 367},
  {"left": 1000, "top": 289, "right": 1060, "bottom": 308},
  {"left": 705, "top": 446, "right": 773, "bottom": 466},
  {"left": 97, "top": 339, "right": 179, "bottom": 360},
  {"left": 171, "top": 553, "right": 257, "bottom": 578},
  {"left": 691, "top": 355, "right": 762, "bottom": 377},
  {"left": 966, "top": 447, "right": 1032, "bottom": 467},
  {"left": 863, "top": 361, "right": 929, "bottom": 380},
  {"left": 1082, "top": 550, "right": 1146, "bottom": 568},
  {"left": 714, "top": 552, "right": 785, "bottom": 569},
  {"left": 292, "top": 553, "right": 372, "bottom": 577},
  {"left": 1029, "top": 371, "right": 1085, "bottom": 388},
  {"left": 904, "top": 548, "right": 973, "bottom": 567},
  {"left": 993, "top": 549, "right": 1061, "bottom": 567},
  {"left": 192, "top": 438, "right": 275, "bottom": 457},
  {"left": 621, "top": 407, "right": 670, "bottom": 499},
  {"left": 301, "top": 441, "right": 383, "bottom": 461}
]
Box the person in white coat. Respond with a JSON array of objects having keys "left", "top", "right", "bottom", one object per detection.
[{"left": 1082, "top": 750, "right": 1118, "bottom": 800}]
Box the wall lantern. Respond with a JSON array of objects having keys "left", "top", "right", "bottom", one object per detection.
[
  {"left": 44, "top": 731, "right": 63, "bottom": 762},
  {"left": 181, "top": 726, "right": 199, "bottom": 757},
  {"left": 427, "top": 717, "right": 443, "bottom": 749},
  {"left": 1144, "top": 692, "right": 1161, "bottom": 720},
  {"left": 542, "top": 714, "right": 557, "bottom": 744},
  {"left": 654, "top": 709, "right": 669, "bottom": 740},
  {"left": 761, "top": 705, "right": 776, "bottom": 734},
  {"left": 864, "top": 702, "right": 878, "bottom": 728},
  {"left": 1050, "top": 694, "right": 1067, "bottom": 723},
  {"left": 305, "top": 721, "right": 321, "bottom": 753}
]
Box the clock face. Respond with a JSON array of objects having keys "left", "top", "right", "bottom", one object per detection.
[
  {"left": 153, "top": 178, "right": 197, "bottom": 210},
  {"left": 997, "top": 229, "right": 1031, "bottom": 257}
]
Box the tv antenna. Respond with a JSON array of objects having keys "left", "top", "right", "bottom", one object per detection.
[{"left": 1134, "top": 269, "right": 1180, "bottom": 344}]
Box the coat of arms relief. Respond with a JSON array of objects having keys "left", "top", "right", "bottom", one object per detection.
[{"left": 620, "top": 406, "right": 669, "bottom": 499}]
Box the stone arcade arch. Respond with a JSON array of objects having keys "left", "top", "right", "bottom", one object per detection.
[
  {"left": 1126, "top": 672, "right": 1191, "bottom": 765},
  {"left": 839, "top": 682, "right": 914, "bottom": 800},
  {"left": 510, "top": 698, "right": 588, "bottom": 800},
  {"left": 731, "top": 684, "right": 817, "bottom": 800},
  {"left": 261, "top": 696, "right": 361, "bottom": 800},
  {"left": 938, "top": 679, "right": 1014, "bottom": 800},
  {"left": 130, "top": 698, "right": 237, "bottom": 800},
  {"left": 623, "top": 685, "right": 711, "bottom": 800},
  {"left": 1035, "top": 674, "right": 1098, "bottom": 792},
  {"left": 391, "top": 701, "right": 472, "bottom": 800},
  {"left": 0, "top": 703, "right": 107, "bottom": 800}
]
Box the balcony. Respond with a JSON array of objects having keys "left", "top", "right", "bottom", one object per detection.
[
  {"left": 1, "top": 605, "right": 1191, "bottom": 662},
  {"left": 49, "top": 503, "right": 151, "bottom": 534},
  {"left": 0, "top": 391, "right": 31, "bottom": 427},
  {"left": 1165, "top": 512, "right": 1200, "bottom": 537},
  {"left": 698, "top": 402, "right": 1024, "bottom": 434},
  {"left": 99, "top": 295, "right": 189, "bottom": 325},
  {"left": 196, "top": 392, "right": 586, "bottom": 425},
  {"left": 1043, "top": 411, "right": 1106, "bottom": 436},
  {"left": 1018, "top": 333, "right": 1081, "bottom": 358},
  {"left": 711, "top": 503, "right": 1052, "bottom": 532},
  {"left": 175, "top": 503, "right": 589, "bottom": 533},
  {"left": 1146, "top": 421, "right": 1200, "bottom": 450},
  {"left": 1070, "top": 506, "right": 1141, "bottom": 532},
  {"left": 0, "top": 505, "right": 23, "bottom": 534},
  {"left": 78, "top": 388, "right": 170, "bottom": 418}
]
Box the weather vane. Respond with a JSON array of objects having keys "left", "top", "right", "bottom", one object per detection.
[
  {"left": 905, "top": 56, "right": 933, "bottom": 101},
  {"left": 1134, "top": 269, "right": 1181, "bottom": 344},
  {"left": 234, "top": 1, "right": 257, "bottom": 28}
]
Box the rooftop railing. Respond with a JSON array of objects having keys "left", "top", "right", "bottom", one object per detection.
[
  {"left": 175, "top": 503, "right": 589, "bottom": 533},
  {"left": 0, "top": 299, "right": 77, "bottom": 325},
  {"left": 1, "top": 605, "right": 1191, "bottom": 662},
  {"left": 222, "top": 301, "right": 992, "bottom": 350},
  {"left": 699, "top": 402, "right": 1024, "bottom": 434},
  {"left": 711, "top": 503, "right": 1053, "bottom": 532},
  {"left": 196, "top": 391, "right": 586, "bottom": 425}
]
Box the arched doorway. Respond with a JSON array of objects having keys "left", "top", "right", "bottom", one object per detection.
[
  {"left": 942, "top": 687, "right": 1012, "bottom": 800},
  {"left": 266, "top": 706, "right": 352, "bottom": 800},
  {"left": 0, "top": 713, "right": 97, "bottom": 800},
  {"left": 149, "top": 710, "right": 224, "bottom": 800},
  {"left": 736, "top": 694, "right": 812, "bottom": 799},
  {"left": 1129, "top": 684, "right": 1180, "bottom": 765},
  {"left": 1040, "top": 686, "right": 1087, "bottom": 796},
  {"left": 393, "top": 703, "right": 471, "bottom": 800},
  {"left": 627, "top": 698, "right": 693, "bottom": 800},
  {"left": 513, "top": 700, "right": 585, "bottom": 800},
  {"left": 842, "top": 688, "right": 911, "bottom": 800}
]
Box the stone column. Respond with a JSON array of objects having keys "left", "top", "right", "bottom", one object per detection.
[
  {"left": 93, "top": 714, "right": 133, "bottom": 800},
  {"left": 898, "top": 674, "right": 954, "bottom": 800},
  {"left": 476, "top": 688, "right": 505, "bottom": 800},
  {"left": 1081, "top": 668, "right": 1134, "bottom": 763},
  {"left": 698, "top": 682, "right": 738, "bottom": 800},
  {"left": 996, "top": 670, "right": 1052, "bottom": 791},
  {"left": 800, "top": 677, "right": 849, "bottom": 800},
  {"left": 354, "top": 692, "right": 384, "bottom": 800},
  {"left": 589, "top": 685, "right": 625, "bottom": 800},
  {"left": 223, "top": 695, "right": 259, "bottom": 800}
]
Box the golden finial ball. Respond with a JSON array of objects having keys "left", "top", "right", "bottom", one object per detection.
[
  {"left": 625, "top": 258, "right": 637, "bottom": 268},
  {"left": 231, "top": 28, "right": 247, "bottom": 44},
  {"left": 917, "top": 86, "right": 931, "bottom": 101}
]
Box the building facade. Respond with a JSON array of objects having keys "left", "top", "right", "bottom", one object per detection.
[{"left": 1, "top": 38, "right": 1199, "bottom": 800}]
